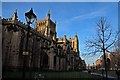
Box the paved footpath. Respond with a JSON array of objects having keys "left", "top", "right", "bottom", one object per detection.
[{"left": 83, "top": 70, "right": 116, "bottom": 79}]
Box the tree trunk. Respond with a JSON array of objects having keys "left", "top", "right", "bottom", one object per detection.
[{"left": 103, "top": 49, "right": 108, "bottom": 80}]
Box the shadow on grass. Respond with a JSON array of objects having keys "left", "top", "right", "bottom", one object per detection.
[{"left": 2, "top": 71, "right": 115, "bottom": 80}]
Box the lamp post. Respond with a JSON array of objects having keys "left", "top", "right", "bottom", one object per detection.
[{"left": 22, "top": 8, "right": 36, "bottom": 80}]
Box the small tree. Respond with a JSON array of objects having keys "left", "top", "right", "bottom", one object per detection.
[{"left": 86, "top": 17, "right": 118, "bottom": 80}]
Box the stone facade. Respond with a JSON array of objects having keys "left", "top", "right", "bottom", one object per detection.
[
  {"left": 2, "top": 10, "right": 85, "bottom": 71},
  {"left": 95, "top": 51, "right": 120, "bottom": 70}
]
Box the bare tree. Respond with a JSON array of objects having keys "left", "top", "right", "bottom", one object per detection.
[{"left": 86, "top": 17, "right": 118, "bottom": 80}]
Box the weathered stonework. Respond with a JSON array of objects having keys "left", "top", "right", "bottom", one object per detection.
[
  {"left": 96, "top": 51, "right": 120, "bottom": 70},
  {"left": 2, "top": 10, "right": 85, "bottom": 72}
]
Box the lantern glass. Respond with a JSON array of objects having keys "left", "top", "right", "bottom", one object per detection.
[{"left": 25, "top": 8, "right": 36, "bottom": 24}]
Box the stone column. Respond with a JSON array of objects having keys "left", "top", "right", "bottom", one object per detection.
[
  {"left": 48, "top": 43, "right": 55, "bottom": 70},
  {"left": 56, "top": 56, "right": 59, "bottom": 71},
  {"left": 60, "top": 58, "right": 63, "bottom": 70},
  {"left": 63, "top": 58, "right": 66, "bottom": 70},
  {"left": 49, "top": 53, "right": 54, "bottom": 70}
]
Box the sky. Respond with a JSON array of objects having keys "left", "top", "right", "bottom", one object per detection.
[
  {"left": 1, "top": 0, "right": 120, "bottom": 2},
  {"left": 2, "top": 2, "right": 118, "bottom": 65}
]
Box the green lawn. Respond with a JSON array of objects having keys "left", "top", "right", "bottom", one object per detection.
[
  {"left": 3, "top": 71, "right": 115, "bottom": 80},
  {"left": 94, "top": 70, "right": 117, "bottom": 77},
  {"left": 39, "top": 71, "right": 92, "bottom": 78}
]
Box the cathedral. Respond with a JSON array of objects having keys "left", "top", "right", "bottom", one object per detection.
[{"left": 2, "top": 9, "right": 86, "bottom": 72}]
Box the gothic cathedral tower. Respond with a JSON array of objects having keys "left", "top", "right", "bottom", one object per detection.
[{"left": 36, "top": 10, "right": 56, "bottom": 41}]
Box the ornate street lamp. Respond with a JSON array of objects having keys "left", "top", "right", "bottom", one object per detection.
[
  {"left": 25, "top": 8, "right": 37, "bottom": 24},
  {"left": 22, "top": 8, "right": 36, "bottom": 80}
]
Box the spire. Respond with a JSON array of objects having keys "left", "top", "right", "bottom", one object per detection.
[
  {"left": 64, "top": 35, "right": 66, "bottom": 39},
  {"left": 54, "top": 20, "right": 56, "bottom": 24},
  {"left": 12, "top": 9, "right": 18, "bottom": 20},
  {"left": 47, "top": 10, "right": 50, "bottom": 19},
  {"left": 75, "top": 32, "right": 78, "bottom": 38}
]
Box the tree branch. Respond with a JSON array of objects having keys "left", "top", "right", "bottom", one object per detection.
[{"left": 105, "top": 32, "right": 119, "bottom": 50}]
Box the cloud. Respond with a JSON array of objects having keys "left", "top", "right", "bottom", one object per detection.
[
  {"left": 71, "top": 7, "right": 107, "bottom": 22},
  {"left": 72, "top": 11, "right": 102, "bottom": 20},
  {"left": 59, "top": 6, "right": 109, "bottom": 25}
]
